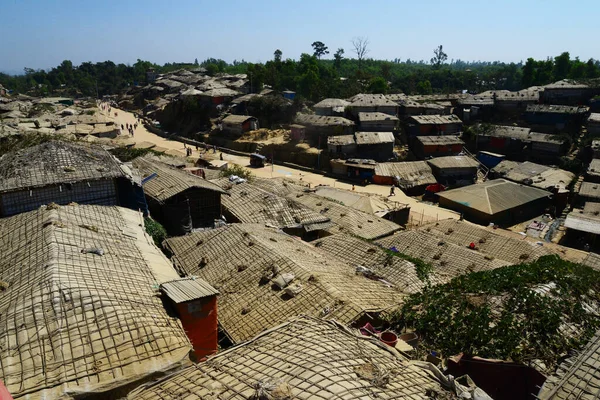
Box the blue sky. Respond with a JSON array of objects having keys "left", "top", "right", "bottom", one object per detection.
[{"left": 1, "top": 0, "right": 598, "bottom": 73}]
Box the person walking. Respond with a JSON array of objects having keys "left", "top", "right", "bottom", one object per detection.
[{"left": 389, "top": 185, "right": 395, "bottom": 196}]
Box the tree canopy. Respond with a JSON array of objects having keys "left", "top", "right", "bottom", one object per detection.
[{"left": 2, "top": 49, "right": 599, "bottom": 101}]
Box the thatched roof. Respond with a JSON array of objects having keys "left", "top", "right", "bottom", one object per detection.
[{"left": 0, "top": 204, "right": 191, "bottom": 398}]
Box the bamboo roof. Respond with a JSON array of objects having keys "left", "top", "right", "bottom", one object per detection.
[
  {"left": 375, "top": 161, "right": 437, "bottom": 189},
  {"left": 294, "top": 114, "right": 355, "bottom": 127},
  {"left": 327, "top": 135, "right": 355, "bottom": 146},
  {"left": 222, "top": 114, "right": 257, "bottom": 124},
  {"left": 313, "top": 98, "right": 350, "bottom": 108},
  {"left": 132, "top": 156, "right": 226, "bottom": 203},
  {"left": 526, "top": 104, "right": 589, "bottom": 114},
  {"left": 579, "top": 182, "right": 600, "bottom": 200},
  {"left": 212, "top": 178, "right": 332, "bottom": 231},
  {"left": 493, "top": 160, "right": 575, "bottom": 191},
  {"left": 128, "top": 316, "right": 461, "bottom": 400},
  {"left": 588, "top": 113, "right": 600, "bottom": 124},
  {"left": 376, "top": 231, "right": 509, "bottom": 284},
  {"left": 289, "top": 192, "right": 402, "bottom": 240},
  {"left": 0, "top": 140, "right": 126, "bottom": 193},
  {"left": 355, "top": 131, "right": 395, "bottom": 145},
  {"left": 163, "top": 224, "right": 406, "bottom": 343},
  {"left": 538, "top": 328, "right": 600, "bottom": 399},
  {"left": 415, "top": 219, "right": 554, "bottom": 265},
  {"left": 0, "top": 204, "right": 191, "bottom": 398},
  {"left": 313, "top": 234, "right": 426, "bottom": 293},
  {"left": 427, "top": 156, "right": 479, "bottom": 170},
  {"left": 416, "top": 135, "right": 464, "bottom": 146},
  {"left": 358, "top": 112, "right": 399, "bottom": 122},
  {"left": 409, "top": 115, "right": 462, "bottom": 125},
  {"left": 348, "top": 94, "right": 398, "bottom": 107}
]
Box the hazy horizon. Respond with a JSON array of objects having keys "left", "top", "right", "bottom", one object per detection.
[{"left": 1, "top": 0, "right": 599, "bottom": 74}]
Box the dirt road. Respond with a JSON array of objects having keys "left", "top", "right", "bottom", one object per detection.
[{"left": 103, "top": 106, "right": 459, "bottom": 225}]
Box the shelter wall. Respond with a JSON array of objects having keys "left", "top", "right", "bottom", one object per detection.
[{"left": 0, "top": 179, "right": 118, "bottom": 217}]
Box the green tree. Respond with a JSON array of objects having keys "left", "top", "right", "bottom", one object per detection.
[
  {"left": 586, "top": 59, "right": 598, "bottom": 79},
  {"left": 417, "top": 80, "right": 433, "bottom": 94},
  {"left": 431, "top": 45, "right": 448, "bottom": 68},
  {"left": 274, "top": 49, "right": 282, "bottom": 63},
  {"left": 194, "top": 58, "right": 199, "bottom": 66},
  {"left": 521, "top": 58, "right": 535, "bottom": 87},
  {"left": 368, "top": 77, "right": 388, "bottom": 94},
  {"left": 333, "top": 48, "right": 344, "bottom": 70},
  {"left": 380, "top": 62, "right": 392, "bottom": 81},
  {"left": 554, "top": 52, "right": 571, "bottom": 81},
  {"left": 311, "top": 41, "right": 329, "bottom": 59}
]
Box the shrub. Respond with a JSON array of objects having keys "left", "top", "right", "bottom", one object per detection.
[
  {"left": 220, "top": 164, "right": 254, "bottom": 181},
  {"left": 144, "top": 217, "right": 167, "bottom": 247}
]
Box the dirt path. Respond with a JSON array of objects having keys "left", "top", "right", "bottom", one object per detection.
[{"left": 102, "top": 106, "right": 459, "bottom": 224}]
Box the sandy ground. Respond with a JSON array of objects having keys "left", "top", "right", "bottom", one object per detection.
[{"left": 102, "top": 106, "right": 459, "bottom": 225}]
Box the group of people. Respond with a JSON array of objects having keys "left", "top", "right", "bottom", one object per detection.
[
  {"left": 121, "top": 122, "right": 137, "bottom": 136},
  {"left": 100, "top": 103, "right": 111, "bottom": 114}
]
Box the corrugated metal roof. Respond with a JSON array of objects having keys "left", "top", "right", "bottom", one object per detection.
[
  {"left": 160, "top": 277, "right": 219, "bottom": 303},
  {"left": 437, "top": 179, "right": 551, "bottom": 215},
  {"left": 355, "top": 131, "right": 395, "bottom": 145}
]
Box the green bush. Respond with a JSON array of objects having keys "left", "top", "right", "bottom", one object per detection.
[
  {"left": 220, "top": 164, "right": 254, "bottom": 181},
  {"left": 387, "top": 255, "right": 600, "bottom": 371},
  {"left": 144, "top": 217, "right": 167, "bottom": 247}
]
